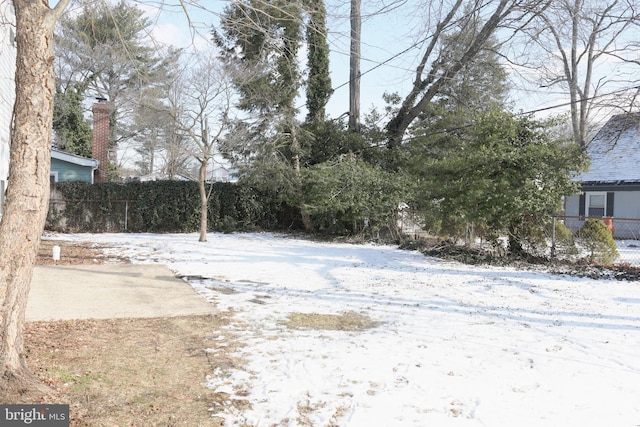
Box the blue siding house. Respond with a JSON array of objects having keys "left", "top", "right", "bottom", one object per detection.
[{"left": 50, "top": 149, "right": 99, "bottom": 184}]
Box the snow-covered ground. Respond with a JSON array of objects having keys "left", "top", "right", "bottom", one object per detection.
[{"left": 54, "top": 232, "right": 640, "bottom": 426}]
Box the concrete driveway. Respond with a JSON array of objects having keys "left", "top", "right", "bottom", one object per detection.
[{"left": 27, "top": 264, "right": 214, "bottom": 321}]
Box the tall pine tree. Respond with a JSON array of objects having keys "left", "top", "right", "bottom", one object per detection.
[
  {"left": 215, "top": 0, "right": 314, "bottom": 228},
  {"left": 54, "top": 0, "right": 177, "bottom": 176},
  {"left": 52, "top": 83, "right": 92, "bottom": 157},
  {"left": 214, "top": 0, "right": 302, "bottom": 117},
  {"left": 304, "top": 0, "right": 331, "bottom": 123}
]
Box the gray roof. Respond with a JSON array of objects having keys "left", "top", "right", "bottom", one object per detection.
[
  {"left": 577, "top": 113, "right": 640, "bottom": 184},
  {"left": 51, "top": 148, "right": 99, "bottom": 168}
]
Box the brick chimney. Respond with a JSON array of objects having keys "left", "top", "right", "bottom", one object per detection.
[{"left": 92, "top": 99, "right": 112, "bottom": 183}]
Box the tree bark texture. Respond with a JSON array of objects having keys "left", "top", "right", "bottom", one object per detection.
[
  {"left": 0, "top": 0, "right": 70, "bottom": 391},
  {"left": 290, "top": 125, "right": 312, "bottom": 231},
  {"left": 198, "top": 160, "right": 208, "bottom": 242}
]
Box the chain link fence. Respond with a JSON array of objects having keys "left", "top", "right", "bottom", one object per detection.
[
  {"left": 555, "top": 215, "right": 640, "bottom": 266},
  {"left": 397, "top": 210, "right": 640, "bottom": 266},
  {"left": 47, "top": 199, "right": 640, "bottom": 266},
  {"left": 47, "top": 199, "right": 133, "bottom": 233},
  {"left": 46, "top": 196, "right": 291, "bottom": 234}
]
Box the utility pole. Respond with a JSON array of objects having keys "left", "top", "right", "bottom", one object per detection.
[{"left": 349, "top": 0, "right": 361, "bottom": 133}]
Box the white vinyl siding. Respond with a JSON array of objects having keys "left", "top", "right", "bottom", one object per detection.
[{"left": 0, "top": 1, "right": 16, "bottom": 189}]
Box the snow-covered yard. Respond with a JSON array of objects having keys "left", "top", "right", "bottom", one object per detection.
[{"left": 60, "top": 232, "right": 640, "bottom": 426}]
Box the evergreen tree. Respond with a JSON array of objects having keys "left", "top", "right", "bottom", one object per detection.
[
  {"left": 52, "top": 83, "right": 92, "bottom": 157},
  {"left": 55, "top": 0, "right": 177, "bottom": 177},
  {"left": 214, "top": 0, "right": 303, "bottom": 117},
  {"left": 411, "top": 110, "right": 586, "bottom": 253},
  {"left": 304, "top": 156, "right": 410, "bottom": 236},
  {"left": 215, "top": 0, "right": 313, "bottom": 228},
  {"left": 304, "top": 0, "right": 332, "bottom": 123},
  {"left": 577, "top": 218, "right": 619, "bottom": 265},
  {"left": 302, "top": 118, "right": 365, "bottom": 165},
  {"left": 435, "top": 13, "right": 509, "bottom": 114}
]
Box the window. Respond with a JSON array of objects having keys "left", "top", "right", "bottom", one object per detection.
[
  {"left": 579, "top": 191, "right": 614, "bottom": 218},
  {"left": 587, "top": 192, "right": 606, "bottom": 217}
]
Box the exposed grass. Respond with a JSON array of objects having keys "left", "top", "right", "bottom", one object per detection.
[
  {"left": 283, "top": 311, "right": 379, "bottom": 331},
  {"left": 20, "top": 314, "right": 248, "bottom": 426}
]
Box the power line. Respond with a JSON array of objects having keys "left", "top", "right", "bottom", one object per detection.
[
  {"left": 515, "top": 85, "right": 640, "bottom": 117},
  {"left": 298, "top": 5, "right": 640, "bottom": 133},
  {"left": 293, "top": 22, "right": 434, "bottom": 113},
  {"left": 382, "top": 84, "right": 640, "bottom": 146},
  {"left": 330, "top": 29, "right": 433, "bottom": 94},
  {"left": 324, "top": 0, "right": 500, "bottom": 97},
  {"left": 329, "top": 44, "right": 425, "bottom": 93}
]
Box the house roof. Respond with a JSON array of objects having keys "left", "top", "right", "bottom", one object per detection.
[
  {"left": 577, "top": 113, "right": 640, "bottom": 184},
  {"left": 51, "top": 149, "right": 99, "bottom": 168}
]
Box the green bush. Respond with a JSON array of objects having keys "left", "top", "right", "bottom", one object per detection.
[
  {"left": 554, "top": 220, "right": 574, "bottom": 243},
  {"left": 303, "top": 158, "right": 411, "bottom": 237},
  {"left": 46, "top": 180, "right": 292, "bottom": 233},
  {"left": 552, "top": 220, "right": 577, "bottom": 255},
  {"left": 576, "top": 218, "right": 618, "bottom": 265}
]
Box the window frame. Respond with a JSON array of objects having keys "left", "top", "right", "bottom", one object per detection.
[{"left": 586, "top": 191, "right": 607, "bottom": 217}]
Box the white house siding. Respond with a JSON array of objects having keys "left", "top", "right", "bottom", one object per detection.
[
  {"left": 613, "top": 191, "right": 640, "bottom": 219},
  {"left": 564, "top": 194, "right": 580, "bottom": 217},
  {"left": 601, "top": 191, "right": 640, "bottom": 239},
  {"left": 562, "top": 194, "right": 586, "bottom": 236},
  {"left": 0, "top": 1, "right": 16, "bottom": 213},
  {"left": 563, "top": 190, "right": 640, "bottom": 239}
]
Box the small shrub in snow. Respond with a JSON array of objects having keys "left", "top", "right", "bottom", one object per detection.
[
  {"left": 576, "top": 218, "right": 618, "bottom": 265},
  {"left": 553, "top": 220, "right": 578, "bottom": 256}
]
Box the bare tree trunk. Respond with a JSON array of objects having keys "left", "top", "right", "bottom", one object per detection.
[
  {"left": 349, "top": 0, "right": 361, "bottom": 133},
  {"left": 149, "top": 133, "right": 155, "bottom": 176},
  {"left": 290, "top": 126, "right": 312, "bottom": 231},
  {"left": 198, "top": 160, "right": 208, "bottom": 242},
  {"left": 384, "top": 0, "right": 541, "bottom": 147},
  {"left": 0, "top": 0, "right": 71, "bottom": 394},
  {"left": 534, "top": 0, "right": 640, "bottom": 149},
  {"left": 293, "top": 153, "right": 313, "bottom": 231}
]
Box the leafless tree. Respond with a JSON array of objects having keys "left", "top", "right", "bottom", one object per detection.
[
  {"left": 385, "top": 0, "right": 549, "bottom": 147},
  {"left": 160, "top": 80, "right": 192, "bottom": 180},
  {"left": 169, "top": 53, "right": 235, "bottom": 242},
  {"left": 523, "top": 0, "right": 640, "bottom": 147}
]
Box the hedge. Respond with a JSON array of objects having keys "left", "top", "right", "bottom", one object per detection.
[{"left": 46, "top": 180, "right": 295, "bottom": 233}]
